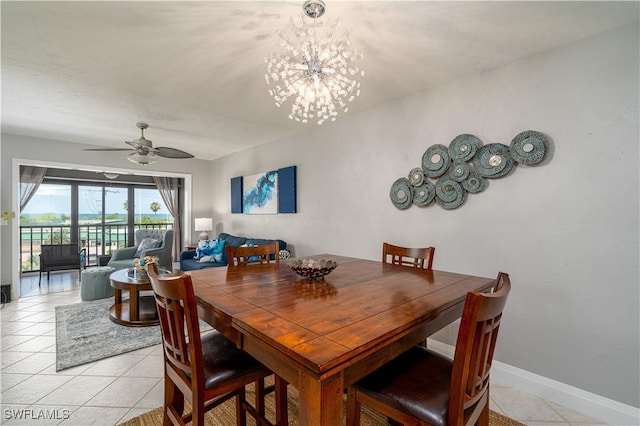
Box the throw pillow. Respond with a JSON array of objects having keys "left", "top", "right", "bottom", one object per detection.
[
  {"left": 195, "top": 239, "right": 226, "bottom": 263},
  {"left": 134, "top": 238, "right": 161, "bottom": 258},
  {"left": 279, "top": 249, "right": 291, "bottom": 259}
]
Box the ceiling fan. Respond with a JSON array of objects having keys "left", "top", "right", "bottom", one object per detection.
[{"left": 84, "top": 122, "right": 194, "bottom": 165}]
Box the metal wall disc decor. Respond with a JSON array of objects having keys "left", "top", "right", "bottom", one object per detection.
[
  {"left": 462, "top": 171, "right": 485, "bottom": 194},
  {"left": 449, "top": 134, "right": 481, "bottom": 161},
  {"left": 408, "top": 167, "right": 425, "bottom": 186},
  {"left": 390, "top": 130, "right": 549, "bottom": 210},
  {"left": 422, "top": 144, "right": 450, "bottom": 178},
  {"left": 413, "top": 181, "right": 435, "bottom": 206},
  {"left": 435, "top": 177, "right": 466, "bottom": 210},
  {"left": 449, "top": 161, "right": 470, "bottom": 182},
  {"left": 473, "top": 143, "right": 515, "bottom": 178},
  {"left": 390, "top": 177, "right": 413, "bottom": 210},
  {"left": 510, "top": 130, "right": 549, "bottom": 165}
]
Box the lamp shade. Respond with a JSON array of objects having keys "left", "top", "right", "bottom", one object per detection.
[{"left": 194, "top": 217, "right": 213, "bottom": 240}]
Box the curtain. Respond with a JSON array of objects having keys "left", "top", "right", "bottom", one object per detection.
[
  {"left": 153, "top": 176, "right": 181, "bottom": 261},
  {"left": 20, "top": 166, "right": 47, "bottom": 211}
]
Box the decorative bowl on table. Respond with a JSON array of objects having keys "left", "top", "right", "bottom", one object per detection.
[
  {"left": 127, "top": 267, "right": 171, "bottom": 281},
  {"left": 287, "top": 259, "right": 338, "bottom": 280}
]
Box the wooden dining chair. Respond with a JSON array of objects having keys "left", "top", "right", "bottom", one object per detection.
[
  {"left": 224, "top": 241, "right": 288, "bottom": 419},
  {"left": 383, "top": 242, "right": 436, "bottom": 347},
  {"left": 226, "top": 242, "right": 280, "bottom": 267},
  {"left": 147, "top": 265, "right": 288, "bottom": 426},
  {"left": 346, "top": 272, "right": 511, "bottom": 426},
  {"left": 382, "top": 242, "right": 436, "bottom": 270}
]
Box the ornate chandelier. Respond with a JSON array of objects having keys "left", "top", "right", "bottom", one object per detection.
[{"left": 265, "top": 0, "right": 364, "bottom": 125}]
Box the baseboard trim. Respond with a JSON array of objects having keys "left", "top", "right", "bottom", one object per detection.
[{"left": 426, "top": 339, "right": 639, "bottom": 425}]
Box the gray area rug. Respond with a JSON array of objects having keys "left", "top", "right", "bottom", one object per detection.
[{"left": 55, "top": 298, "right": 162, "bottom": 371}]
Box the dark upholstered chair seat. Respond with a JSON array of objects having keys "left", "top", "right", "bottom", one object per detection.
[
  {"left": 198, "top": 331, "right": 265, "bottom": 390},
  {"left": 353, "top": 346, "right": 452, "bottom": 426}
]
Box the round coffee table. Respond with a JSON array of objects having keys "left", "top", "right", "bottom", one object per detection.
[{"left": 109, "top": 268, "right": 160, "bottom": 327}]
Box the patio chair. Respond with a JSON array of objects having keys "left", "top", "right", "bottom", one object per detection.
[{"left": 39, "top": 243, "right": 86, "bottom": 286}]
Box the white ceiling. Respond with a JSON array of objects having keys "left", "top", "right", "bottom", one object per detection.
[{"left": 2, "top": 1, "right": 638, "bottom": 161}]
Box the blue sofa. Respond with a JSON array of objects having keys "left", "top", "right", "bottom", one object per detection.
[{"left": 180, "top": 232, "right": 288, "bottom": 271}]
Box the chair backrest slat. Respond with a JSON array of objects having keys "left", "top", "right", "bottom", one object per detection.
[{"left": 382, "top": 242, "right": 435, "bottom": 270}]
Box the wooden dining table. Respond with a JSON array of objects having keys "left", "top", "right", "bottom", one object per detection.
[{"left": 188, "top": 254, "right": 496, "bottom": 426}]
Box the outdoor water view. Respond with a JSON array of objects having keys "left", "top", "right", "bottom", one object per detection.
[{"left": 20, "top": 183, "right": 172, "bottom": 272}]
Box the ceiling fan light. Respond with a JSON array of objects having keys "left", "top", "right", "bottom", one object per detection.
[{"left": 127, "top": 151, "right": 156, "bottom": 165}]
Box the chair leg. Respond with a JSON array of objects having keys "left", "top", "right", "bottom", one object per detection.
[
  {"left": 236, "top": 387, "right": 247, "bottom": 426},
  {"left": 164, "top": 379, "right": 184, "bottom": 426},
  {"left": 477, "top": 394, "right": 490, "bottom": 426},
  {"left": 39, "top": 271, "right": 41, "bottom": 287},
  {"left": 346, "top": 387, "right": 361, "bottom": 426},
  {"left": 192, "top": 394, "right": 205, "bottom": 426},
  {"left": 255, "top": 377, "right": 266, "bottom": 420},
  {"left": 274, "top": 376, "right": 288, "bottom": 426},
  {"left": 235, "top": 393, "right": 243, "bottom": 426}
]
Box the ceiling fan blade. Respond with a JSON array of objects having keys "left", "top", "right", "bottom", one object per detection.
[
  {"left": 155, "top": 147, "right": 194, "bottom": 159},
  {"left": 84, "top": 148, "right": 132, "bottom": 151}
]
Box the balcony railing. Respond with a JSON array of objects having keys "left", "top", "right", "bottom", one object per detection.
[{"left": 20, "top": 223, "right": 172, "bottom": 273}]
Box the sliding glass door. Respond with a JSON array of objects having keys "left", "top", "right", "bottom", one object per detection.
[
  {"left": 78, "top": 185, "right": 129, "bottom": 264},
  {"left": 20, "top": 181, "right": 175, "bottom": 272},
  {"left": 20, "top": 183, "right": 71, "bottom": 271}
]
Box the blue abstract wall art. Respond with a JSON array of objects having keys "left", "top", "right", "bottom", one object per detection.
[
  {"left": 231, "top": 166, "right": 297, "bottom": 214},
  {"left": 243, "top": 171, "right": 278, "bottom": 214}
]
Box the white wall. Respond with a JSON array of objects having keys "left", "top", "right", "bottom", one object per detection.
[
  {"left": 210, "top": 23, "right": 639, "bottom": 408},
  {"left": 0, "top": 134, "right": 215, "bottom": 295}
]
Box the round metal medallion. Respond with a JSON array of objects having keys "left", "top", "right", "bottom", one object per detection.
[
  {"left": 435, "top": 177, "right": 466, "bottom": 209},
  {"left": 413, "top": 180, "right": 435, "bottom": 206},
  {"left": 408, "top": 167, "right": 425, "bottom": 187},
  {"left": 449, "top": 161, "right": 470, "bottom": 182},
  {"left": 422, "top": 144, "right": 450, "bottom": 178},
  {"left": 473, "top": 143, "right": 514, "bottom": 178},
  {"left": 462, "top": 171, "right": 485, "bottom": 193},
  {"left": 449, "top": 134, "right": 481, "bottom": 162},
  {"left": 390, "top": 177, "right": 413, "bottom": 210},
  {"left": 510, "top": 130, "right": 548, "bottom": 165}
]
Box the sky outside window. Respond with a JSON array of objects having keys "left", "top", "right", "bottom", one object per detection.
[
  {"left": 21, "top": 184, "right": 70, "bottom": 215},
  {"left": 135, "top": 188, "right": 170, "bottom": 221},
  {"left": 22, "top": 184, "right": 168, "bottom": 215}
]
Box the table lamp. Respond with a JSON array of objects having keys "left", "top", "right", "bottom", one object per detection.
[{"left": 194, "top": 217, "right": 213, "bottom": 240}]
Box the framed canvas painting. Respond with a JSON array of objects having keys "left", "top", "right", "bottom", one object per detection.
[
  {"left": 278, "top": 165, "right": 297, "bottom": 213},
  {"left": 243, "top": 171, "right": 278, "bottom": 214}
]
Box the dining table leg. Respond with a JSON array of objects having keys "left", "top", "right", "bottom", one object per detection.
[{"left": 297, "top": 370, "right": 344, "bottom": 426}]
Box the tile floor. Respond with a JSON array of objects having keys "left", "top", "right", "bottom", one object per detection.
[{"left": 0, "top": 271, "right": 608, "bottom": 425}]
